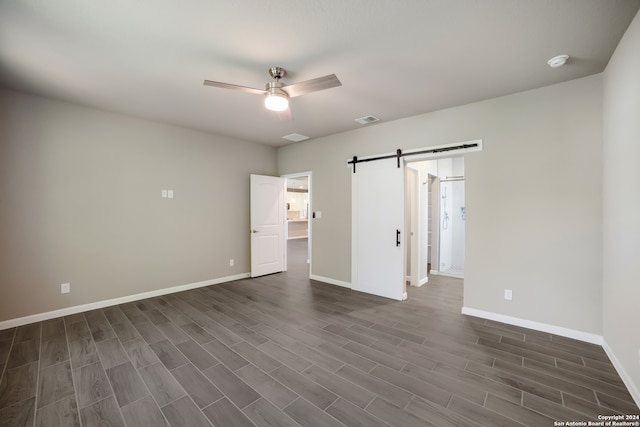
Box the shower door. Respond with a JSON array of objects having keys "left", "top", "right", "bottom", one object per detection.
[{"left": 438, "top": 179, "right": 465, "bottom": 277}]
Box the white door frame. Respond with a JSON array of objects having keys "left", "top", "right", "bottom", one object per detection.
[
  {"left": 281, "top": 171, "right": 312, "bottom": 277},
  {"left": 406, "top": 165, "right": 421, "bottom": 287}
]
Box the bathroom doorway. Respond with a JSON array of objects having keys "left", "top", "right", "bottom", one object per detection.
[
  {"left": 282, "top": 172, "right": 311, "bottom": 278},
  {"left": 407, "top": 157, "right": 465, "bottom": 285}
]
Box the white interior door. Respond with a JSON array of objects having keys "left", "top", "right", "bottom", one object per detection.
[
  {"left": 251, "top": 174, "right": 285, "bottom": 277},
  {"left": 352, "top": 158, "right": 405, "bottom": 300}
]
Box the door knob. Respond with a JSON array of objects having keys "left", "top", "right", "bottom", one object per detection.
[{"left": 251, "top": 229, "right": 259, "bottom": 233}]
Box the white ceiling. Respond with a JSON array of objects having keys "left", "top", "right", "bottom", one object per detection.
[{"left": 1, "top": 1, "right": 638, "bottom": 147}]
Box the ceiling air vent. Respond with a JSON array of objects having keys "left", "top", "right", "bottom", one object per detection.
[
  {"left": 355, "top": 115, "right": 380, "bottom": 125},
  {"left": 282, "top": 133, "right": 310, "bottom": 142}
]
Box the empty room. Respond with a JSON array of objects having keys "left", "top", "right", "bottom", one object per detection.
[{"left": 1, "top": 1, "right": 639, "bottom": 426}]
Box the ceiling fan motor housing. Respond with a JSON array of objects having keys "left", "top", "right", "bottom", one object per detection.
[{"left": 269, "top": 67, "right": 286, "bottom": 80}]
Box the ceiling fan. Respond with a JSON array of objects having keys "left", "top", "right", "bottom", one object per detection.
[{"left": 203, "top": 67, "right": 341, "bottom": 118}]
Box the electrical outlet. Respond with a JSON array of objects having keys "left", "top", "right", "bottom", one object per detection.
[
  {"left": 504, "top": 289, "right": 512, "bottom": 301},
  {"left": 61, "top": 283, "right": 70, "bottom": 294},
  {"left": 168, "top": 190, "right": 174, "bottom": 199},
  {"left": 162, "top": 190, "right": 167, "bottom": 198},
  {"left": 229, "top": 259, "right": 234, "bottom": 267}
]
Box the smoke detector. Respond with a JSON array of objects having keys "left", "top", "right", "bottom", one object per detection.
[{"left": 547, "top": 54, "right": 569, "bottom": 68}]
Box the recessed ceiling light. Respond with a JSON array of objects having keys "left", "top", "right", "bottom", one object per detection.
[
  {"left": 547, "top": 54, "right": 569, "bottom": 68},
  {"left": 282, "top": 133, "right": 309, "bottom": 142}
]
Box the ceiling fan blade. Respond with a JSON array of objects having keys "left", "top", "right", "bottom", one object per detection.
[
  {"left": 277, "top": 107, "right": 293, "bottom": 121},
  {"left": 203, "top": 80, "right": 266, "bottom": 96},
  {"left": 283, "top": 74, "right": 341, "bottom": 98}
]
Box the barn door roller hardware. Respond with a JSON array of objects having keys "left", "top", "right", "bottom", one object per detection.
[{"left": 347, "top": 142, "right": 479, "bottom": 173}]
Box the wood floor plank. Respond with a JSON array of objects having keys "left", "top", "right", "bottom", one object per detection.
[
  {"left": 94, "top": 338, "right": 128, "bottom": 369},
  {"left": 315, "top": 342, "right": 377, "bottom": 372},
  {"left": 150, "top": 339, "right": 189, "bottom": 370},
  {"left": 326, "top": 397, "right": 391, "bottom": 427},
  {"left": 283, "top": 397, "right": 345, "bottom": 427},
  {"left": 73, "top": 361, "right": 112, "bottom": 408},
  {"left": 235, "top": 363, "right": 298, "bottom": 409},
  {"left": 300, "top": 364, "right": 375, "bottom": 409},
  {"left": 122, "top": 338, "right": 160, "bottom": 369},
  {"left": 202, "top": 396, "right": 256, "bottom": 427},
  {"left": 335, "top": 365, "right": 413, "bottom": 408},
  {"left": 120, "top": 395, "right": 169, "bottom": 427},
  {"left": 38, "top": 361, "right": 75, "bottom": 408},
  {"left": 484, "top": 392, "right": 555, "bottom": 426},
  {"left": 6, "top": 338, "right": 39, "bottom": 369},
  {"left": 138, "top": 362, "right": 186, "bottom": 407},
  {"left": 79, "top": 396, "right": 125, "bottom": 427},
  {"left": 401, "top": 363, "right": 486, "bottom": 405},
  {"left": 366, "top": 396, "right": 437, "bottom": 427},
  {"left": 342, "top": 340, "right": 407, "bottom": 371},
  {"left": 170, "top": 363, "right": 223, "bottom": 409},
  {"left": 465, "top": 360, "right": 563, "bottom": 404},
  {"left": 258, "top": 341, "right": 313, "bottom": 373},
  {"left": 406, "top": 396, "right": 482, "bottom": 427},
  {"left": 106, "top": 362, "right": 149, "bottom": 407},
  {"left": 41, "top": 319, "right": 66, "bottom": 342},
  {"left": 203, "top": 363, "right": 260, "bottom": 409},
  {"left": 285, "top": 342, "right": 345, "bottom": 373},
  {"left": 201, "top": 339, "right": 248, "bottom": 371},
  {"left": 35, "top": 395, "right": 80, "bottom": 427},
  {"left": 269, "top": 365, "right": 337, "bottom": 410},
  {"left": 40, "top": 338, "right": 69, "bottom": 368},
  {"left": 110, "top": 321, "right": 141, "bottom": 343},
  {"left": 232, "top": 341, "right": 282, "bottom": 372},
  {"left": 447, "top": 395, "right": 527, "bottom": 427},
  {"left": 161, "top": 395, "right": 211, "bottom": 427},
  {"left": 243, "top": 397, "right": 300, "bottom": 427},
  {"left": 65, "top": 322, "right": 91, "bottom": 343},
  {"left": 132, "top": 321, "right": 166, "bottom": 345},
  {"left": 0, "top": 396, "right": 35, "bottom": 427},
  {"left": 68, "top": 338, "right": 99, "bottom": 369},
  {"left": 432, "top": 361, "right": 522, "bottom": 404},
  {"left": 370, "top": 364, "right": 452, "bottom": 407},
  {"left": 522, "top": 392, "right": 596, "bottom": 422}
]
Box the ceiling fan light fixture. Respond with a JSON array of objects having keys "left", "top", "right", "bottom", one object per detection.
[{"left": 264, "top": 89, "right": 289, "bottom": 111}]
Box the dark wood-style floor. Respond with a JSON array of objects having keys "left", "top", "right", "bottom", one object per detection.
[{"left": 1, "top": 239, "right": 638, "bottom": 426}]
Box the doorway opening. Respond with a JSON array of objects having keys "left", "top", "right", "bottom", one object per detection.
[
  {"left": 406, "top": 157, "right": 465, "bottom": 287},
  {"left": 282, "top": 172, "right": 312, "bottom": 279}
]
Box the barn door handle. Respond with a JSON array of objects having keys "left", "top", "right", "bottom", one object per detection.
[{"left": 396, "top": 229, "right": 401, "bottom": 247}]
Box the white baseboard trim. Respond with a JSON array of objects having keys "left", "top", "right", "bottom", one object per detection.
[
  {"left": 0, "top": 273, "right": 250, "bottom": 330},
  {"left": 602, "top": 340, "right": 640, "bottom": 408},
  {"left": 461, "top": 307, "right": 604, "bottom": 345},
  {"left": 309, "top": 274, "right": 351, "bottom": 289},
  {"left": 419, "top": 277, "right": 429, "bottom": 286}
]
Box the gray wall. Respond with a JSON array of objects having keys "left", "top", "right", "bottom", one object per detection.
[
  {"left": 279, "top": 74, "right": 603, "bottom": 335},
  {"left": 0, "top": 88, "right": 277, "bottom": 322},
  {"left": 603, "top": 10, "right": 640, "bottom": 400}
]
